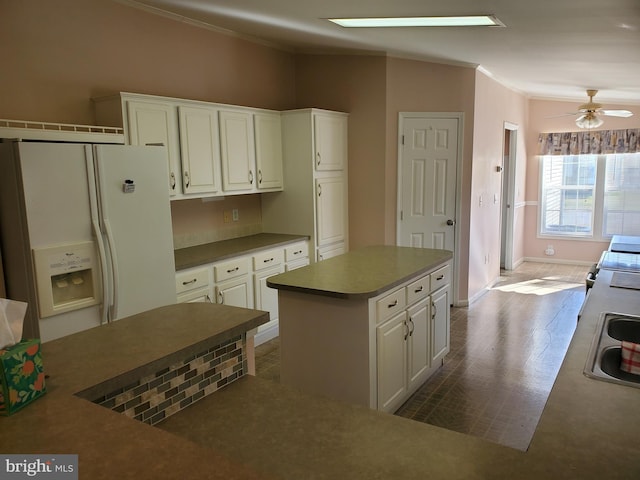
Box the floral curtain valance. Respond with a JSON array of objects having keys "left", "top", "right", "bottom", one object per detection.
[{"left": 538, "top": 129, "right": 640, "bottom": 155}]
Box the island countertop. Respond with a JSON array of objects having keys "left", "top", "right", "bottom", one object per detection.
[{"left": 267, "top": 245, "right": 453, "bottom": 299}]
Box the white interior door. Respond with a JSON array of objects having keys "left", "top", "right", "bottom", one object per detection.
[{"left": 397, "top": 114, "right": 459, "bottom": 252}]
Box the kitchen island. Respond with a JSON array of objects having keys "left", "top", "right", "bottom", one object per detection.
[
  {"left": 2, "top": 269, "right": 640, "bottom": 479},
  {"left": 266, "top": 245, "right": 454, "bottom": 411}
]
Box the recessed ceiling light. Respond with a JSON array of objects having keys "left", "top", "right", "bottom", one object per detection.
[{"left": 328, "top": 15, "right": 504, "bottom": 28}]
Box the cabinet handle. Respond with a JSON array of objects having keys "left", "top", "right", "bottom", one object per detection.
[
  {"left": 404, "top": 321, "right": 409, "bottom": 341},
  {"left": 263, "top": 258, "right": 274, "bottom": 264},
  {"left": 436, "top": 274, "right": 444, "bottom": 281},
  {"left": 414, "top": 286, "right": 424, "bottom": 293},
  {"left": 249, "top": 170, "right": 254, "bottom": 185},
  {"left": 317, "top": 184, "right": 322, "bottom": 196},
  {"left": 205, "top": 294, "right": 212, "bottom": 303},
  {"left": 182, "top": 278, "right": 197, "bottom": 285},
  {"left": 388, "top": 300, "right": 398, "bottom": 308},
  {"left": 316, "top": 152, "right": 321, "bottom": 166},
  {"left": 219, "top": 291, "right": 224, "bottom": 304},
  {"left": 184, "top": 171, "right": 190, "bottom": 188},
  {"left": 258, "top": 169, "right": 263, "bottom": 184},
  {"left": 432, "top": 302, "right": 437, "bottom": 320},
  {"left": 293, "top": 250, "right": 303, "bottom": 255},
  {"left": 226, "top": 266, "right": 240, "bottom": 274},
  {"left": 409, "top": 318, "right": 415, "bottom": 336},
  {"left": 170, "top": 172, "right": 176, "bottom": 190}
]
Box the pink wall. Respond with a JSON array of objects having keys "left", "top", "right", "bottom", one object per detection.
[
  {"left": 469, "top": 71, "right": 529, "bottom": 301},
  {"left": 524, "top": 99, "right": 640, "bottom": 263}
]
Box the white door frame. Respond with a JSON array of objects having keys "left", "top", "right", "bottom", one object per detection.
[
  {"left": 501, "top": 122, "right": 518, "bottom": 271},
  {"left": 396, "top": 112, "right": 464, "bottom": 306}
]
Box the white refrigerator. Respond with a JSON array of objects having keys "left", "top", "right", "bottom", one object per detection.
[{"left": 0, "top": 141, "right": 177, "bottom": 342}]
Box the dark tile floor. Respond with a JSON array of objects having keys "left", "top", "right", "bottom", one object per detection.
[{"left": 255, "top": 262, "right": 588, "bottom": 451}]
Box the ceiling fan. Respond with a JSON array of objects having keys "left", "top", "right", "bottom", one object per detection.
[{"left": 569, "top": 89, "right": 633, "bottom": 129}]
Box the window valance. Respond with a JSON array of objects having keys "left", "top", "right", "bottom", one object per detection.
[{"left": 538, "top": 129, "right": 639, "bottom": 155}]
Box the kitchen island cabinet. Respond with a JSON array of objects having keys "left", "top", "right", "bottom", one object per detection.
[{"left": 266, "top": 245, "right": 453, "bottom": 411}]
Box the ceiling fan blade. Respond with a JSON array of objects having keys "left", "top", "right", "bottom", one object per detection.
[
  {"left": 546, "top": 112, "right": 580, "bottom": 118},
  {"left": 601, "top": 109, "right": 633, "bottom": 118}
]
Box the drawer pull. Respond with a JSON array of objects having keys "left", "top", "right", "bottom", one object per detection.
[
  {"left": 432, "top": 302, "right": 437, "bottom": 319},
  {"left": 263, "top": 258, "right": 274, "bottom": 263},
  {"left": 293, "top": 250, "right": 303, "bottom": 255},
  {"left": 414, "top": 286, "right": 424, "bottom": 293},
  {"left": 409, "top": 318, "right": 415, "bottom": 336},
  {"left": 226, "top": 266, "right": 240, "bottom": 274},
  {"left": 388, "top": 300, "right": 398, "bottom": 308},
  {"left": 182, "top": 278, "right": 197, "bottom": 285},
  {"left": 436, "top": 274, "right": 444, "bottom": 281}
]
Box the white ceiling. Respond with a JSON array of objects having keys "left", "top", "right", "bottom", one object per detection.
[{"left": 125, "top": 0, "right": 640, "bottom": 105}]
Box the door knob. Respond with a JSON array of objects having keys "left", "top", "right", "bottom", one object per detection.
[{"left": 447, "top": 219, "right": 456, "bottom": 226}]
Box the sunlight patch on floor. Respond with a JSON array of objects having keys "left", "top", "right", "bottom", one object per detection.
[{"left": 491, "top": 278, "right": 583, "bottom": 295}]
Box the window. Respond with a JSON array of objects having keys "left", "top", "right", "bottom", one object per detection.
[{"left": 539, "top": 153, "right": 640, "bottom": 239}]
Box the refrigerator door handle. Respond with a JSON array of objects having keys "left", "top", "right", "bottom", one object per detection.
[
  {"left": 103, "top": 219, "right": 120, "bottom": 321},
  {"left": 92, "top": 219, "right": 110, "bottom": 325},
  {"left": 85, "top": 146, "right": 111, "bottom": 325}
]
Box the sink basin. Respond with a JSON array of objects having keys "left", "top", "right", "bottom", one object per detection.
[{"left": 584, "top": 313, "right": 640, "bottom": 388}]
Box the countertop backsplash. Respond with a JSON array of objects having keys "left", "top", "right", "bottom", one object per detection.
[{"left": 170, "top": 196, "right": 263, "bottom": 250}]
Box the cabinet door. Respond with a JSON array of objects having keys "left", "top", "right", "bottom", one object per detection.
[
  {"left": 316, "top": 243, "right": 345, "bottom": 262},
  {"left": 219, "top": 110, "right": 256, "bottom": 192},
  {"left": 316, "top": 176, "right": 346, "bottom": 246},
  {"left": 431, "top": 287, "right": 450, "bottom": 365},
  {"left": 254, "top": 112, "right": 283, "bottom": 191},
  {"left": 407, "top": 298, "right": 430, "bottom": 389},
  {"left": 377, "top": 311, "right": 408, "bottom": 412},
  {"left": 178, "top": 105, "right": 221, "bottom": 195},
  {"left": 314, "top": 113, "right": 347, "bottom": 171},
  {"left": 126, "top": 100, "right": 180, "bottom": 196},
  {"left": 254, "top": 264, "right": 285, "bottom": 337},
  {"left": 216, "top": 276, "right": 253, "bottom": 309},
  {"left": 177, "top": 287, "right": 212, "bottom": 304}
]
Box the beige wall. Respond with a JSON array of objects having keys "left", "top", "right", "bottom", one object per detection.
[
  {"left": 524, "top": 99, "right": 640, "bottom": 263},
  {"left": 0, "top": 0, "right": 295, "bottom": 249},
  {"left": 294, "top": 55, "right": 388, "bottom": 249}
]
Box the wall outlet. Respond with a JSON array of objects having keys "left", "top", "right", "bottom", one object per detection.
[
  {"left": 232, "top": 209, "right": 239, "bottom": 221},
  {"left": 545, "top": 245, "right": 555, "bottom": 256}
]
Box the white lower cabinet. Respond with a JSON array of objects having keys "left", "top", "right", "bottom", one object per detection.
[
  {"left": 377, "top": 311, "right": 408, "bottom": 412},
  {"left": 374, "top": 264, "right": 451, "bottom": 413},
  {"left": 176, "top": 266, "right": 212, "bottom": 304}
]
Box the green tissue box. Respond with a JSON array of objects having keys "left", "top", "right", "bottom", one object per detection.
[{"left": 0, "top": 339, "right": 46, "bottom": 415}]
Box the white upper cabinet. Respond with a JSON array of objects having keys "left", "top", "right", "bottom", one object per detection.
[
  {"left": 94, "top": 92, "right": 284, "bottom": 199},
  {"left": 314, "top": 112, "right": 347, "bottom": 171},
  {"left": 219, "top": 109, "right": 256, "bottom": 193},
  {"left": 125, "top": 100, "right": 181, "bottom": 196},
  {"left": 254, "top": 112, "right": 284, "bottom": 191},
  {"left": 177, "top": 105, "right": 221, "bottom": 195}
]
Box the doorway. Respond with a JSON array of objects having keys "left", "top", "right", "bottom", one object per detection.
[
  {"left": 397, "top": 112, "right": 462, "bottom": 301},
  {"left": 500, "top": 123, "right": 518, "bottom": 270}
]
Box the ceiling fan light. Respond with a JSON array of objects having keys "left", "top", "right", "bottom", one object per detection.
[{"left": 575, "top": 113, "right": 604, "bottom": 129}]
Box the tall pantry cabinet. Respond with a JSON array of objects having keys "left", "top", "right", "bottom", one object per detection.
[{"left": 262, "top": 109, "right": 348, "bottom": 262}]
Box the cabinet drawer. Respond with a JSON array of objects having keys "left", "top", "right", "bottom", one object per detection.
[
  {"left": 430, "top": 264, "right": 451, "bottom": 292},
  {"left": 253, "top": 248, "right": 284, "bottom": 271},
  {"left": 214, "top": 257, "right": 249, "bottom": 282},
  {"left": 406, "top": 274, "right": 430, "bottom": 305},
  {"left": 376, "top": 288, "right": 406, "bottom": 324},
  {"left": 285, "top": 242, "right": 309, "bottom": 262},
  {"left": 177, "top": 286, "right": 212, "bottom": 304},
  {"left": 175, "top": 267, "right": 210, "bottom": 295}
]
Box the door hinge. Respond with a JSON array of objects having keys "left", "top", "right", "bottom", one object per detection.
[
  {"left": 401, "top": 135, "right": 405, "bottom": 145},
  {"left": 400, "top": 210, "right": 403, "bottom": 221}
]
